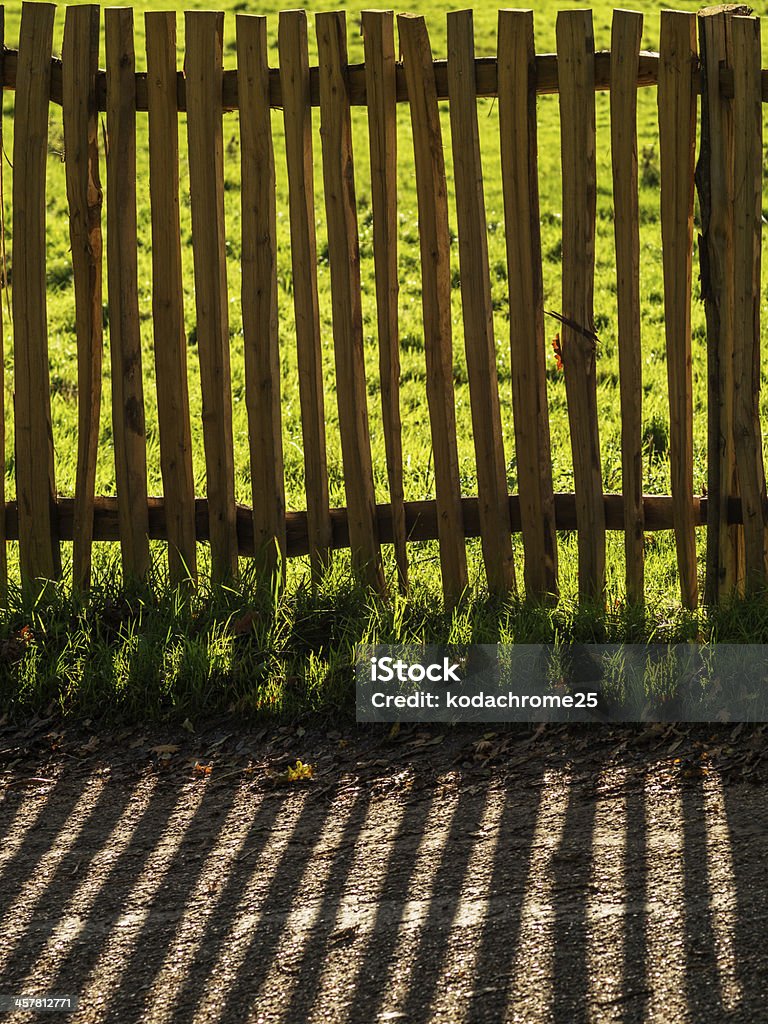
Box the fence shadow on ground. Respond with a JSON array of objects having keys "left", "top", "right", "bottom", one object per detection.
[{"left": 0, "top": 749, "right": 765, "bottom": 1022}]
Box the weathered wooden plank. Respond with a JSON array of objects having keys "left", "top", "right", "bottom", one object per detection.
[
  {"left": 236, "top": 14, "right": 286, "bottom": 585},
  {"left": 497, "top": 9, "right": 557, "bottom": 602},
  {"left": 659, "top": 10, "right": 698, "bottom": 609},
  {"left": 13, "top": 1, "right": 61, "bottom": 589},
  {"left": 447, "top": 8, "right": 515, "bottom": 598},
  {"left": 104, "top": 6, "right": 149, "bottom": 582},
  {"left": 316, "top": 11, "right": 384, "bottom": 592},
  {"left": 362, "top": 9, "right": 408, "bottom": 592},
  {"left": 62, "top": 4, "right": 103, "bottom": 592},
  {"left": 398, "top": 13, "right": 468, "bottom": 607},
  {"left": 278, "top": 9, "right": 332, "bottom": 581},
  {"left": 730, "top": 15, "right": 766, "bottom": 589},
  {"left": 697, "top": 7, "right": 747, "bottom": 602},
  {"left": 610, "top": 9, "right": 644, "bottom": 606},
  {"left": 185, "top": 10, "right": 238, "bottom": 585},
  {"left": 556, "top": 9, "right": 605, "bottom": 602},
  {"left": 145, "top": 11, "right": 196, "bottom": 586}
]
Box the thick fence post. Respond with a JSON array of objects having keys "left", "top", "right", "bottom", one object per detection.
[
  {"left": 447, "top": 8, "right": 516, "bottom": 599},
  {"left": 730, "top": 15, "right": 767, "bottom": 589},
  {"left": 145, "top": 11, "right": 197, "bottom": 587},
  {"left": 185, "top": 10, "right": 239, "bottom": 585},
  {"left": 236, "top": 14, "right": 286, "bottom": 586},
  {"left": 362, "top": 9, "right": 408, "bottom": 593},
  {"left": 659, "top": 10, "right": 699, "bottom": 610},
  {"left": 497, "top": 9, "right": 558, "bottom": 602},
  {"left": 610, "top": 9, "right": 644, "bottom": 607},
  {"left": 63, "top": 3, "right": 103, "bottom": 593},
  {"left": 556, "top": 10, "right": 605, "bottom": 603},
  {"left": 13, "top": 1, "right": 61, "bottom": 591},
  {"left": 398, "top": 13, "right": 468, "bottom": 608},
  {"left": 278, "top": 10, "right": 332, "bottom": 584},
  {"left": 105, "top": 6, "right": 150, "bottom": 582},
  {"left": 697, "top": 4, "right": 750, "bottom": 602},
  {"left": 316, "top": 11, "right": 385, "bottom": 594}
]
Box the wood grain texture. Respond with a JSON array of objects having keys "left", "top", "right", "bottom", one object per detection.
[
  {"left": 63, "top": 4, "right": 103, "bottom": 592},
  {"left": 497, "top": 9, "right": 557, "bottom": 601},
  {"left": 556, "top": 9, "right": 605, "bottom": 602},
  {"left": 697, "top": 7, "right": 745, "bottom": 601},
  {"left": 316, "top": 11, "right": 384, "bottom": 592},
  {"left": 447, "top": 9, "right": 515, "bottom": 598},
  {"left": 236, "top": 14, "right": 286, "bottom": 585},
  {"left": 398, "top": 13, "right": 468, "bottom": 607},
  {"left": 278, "top": 9, "right": 332, "bottom": 581},
  {"left": 362, "top": 9, "right": 408, "bottom": 592},
  {"left": 659, "top": 10, "right": 698, "bottom": 609},
  {"left": 185, "top": 10, "right": 238, "bottom": 585},
  {"left": 12, "top": 1, "right": 61, "bottom": 589},
  {"left": 105, "top": 7, "right": 149, "bottom": 582},
  {"left": 0, "top": 49, "right": 670, "bottom": 112},
  {"left": 730, "top": 15, "right": 766, "bottom": 589},
  {"left": 145, "top": 11, "right": 196, "bottom": 586},
  {"left": 610, "top": 9, "right": 644, "bottom": 605}
]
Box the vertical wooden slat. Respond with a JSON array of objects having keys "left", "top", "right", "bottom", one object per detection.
[
  {"left": 316, "top": 11, "right": 384, "bottom": 592},
  {"left": 63, "top": 4, "right": 103, "bottom": 593},
  {"left": 730, "top": 15, "right": 766, "bottom": 589},
  {"left": 658, "top": 10, "right": 698, "bottom": 610},
  {"left": 362, "top": 9, "right": 408, "bottom": 593},
  {"left": 497, "top": 9, "right": 557, "bottom": 602},
  {"left": 145, "top": 11, "right": 196, "bottom": 586},
  {"left": 0, "top": 6, "right": 6, "bottom": 605},
  {"left": 105, "top": 6, "right": 149, "bottom": 582},
  {"left": 236, "top": 14, "right": 286, "bottom": 585},
  {"left": 13, "top": 1, "right": 60, "bottom": 589},
  {"left": 278, "top": 10, "right": 332, "bottom": 582},
  {"left": 610, "top": 9, "right": 644, "bottom": 606},
  {"left": 697, "top": 6, "right": 747, "bottom": 602},
  {"left": 556, "top": 10, "right": 604, "bottom": 602},
  {"left": 447, "top": 9, "right": 514, "bottom": 598},
  {"left": 398, "top": 14, "right": 468, "bottom": 608},
  {"left": 185, "top": 10, "right": 238, "bottom": 585}
]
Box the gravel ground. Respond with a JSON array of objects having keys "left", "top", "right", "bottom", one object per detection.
[{"left": 0, "top": 719, "right": 767, "bottom": 1023}]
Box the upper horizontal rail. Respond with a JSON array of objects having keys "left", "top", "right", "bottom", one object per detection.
[
  {"left": 0, "top": 47, "right": 759, "bottom": 110},
  {"left": 0, "top": 47, "right": 669, "bottom": 110}
]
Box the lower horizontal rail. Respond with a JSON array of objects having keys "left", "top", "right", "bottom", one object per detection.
[{"left": 0, "top": 492, "right": 719, "bottom": 560}]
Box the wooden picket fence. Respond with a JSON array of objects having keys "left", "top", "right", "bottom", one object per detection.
[{"left": 0, "top": 3, "right": 765, "bottom": 607}]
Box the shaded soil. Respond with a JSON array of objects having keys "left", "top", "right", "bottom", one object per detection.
[{"left": 0, "top": 718, "right": 767, "bottom": 1023}]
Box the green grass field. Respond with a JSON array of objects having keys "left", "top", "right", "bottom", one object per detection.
[{"left": 1, "top": 0, "right": 767, "bottom": 723}]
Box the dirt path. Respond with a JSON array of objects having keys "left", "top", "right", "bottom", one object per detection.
[{"left": 0, "top": 721, "right": 767, "bottom": 1023}]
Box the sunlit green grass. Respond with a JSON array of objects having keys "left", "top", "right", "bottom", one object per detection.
[
  {"left": 0, "top": 0, "right": 766, "bottom": 720},
  {"left": 3, "top": 542, "right": 768, "bottom": 724}
]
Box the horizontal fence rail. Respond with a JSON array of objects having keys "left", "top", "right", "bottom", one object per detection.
[
  {"left": 0, "top": 493, "right": 717, "bottom": 554},
  {"left": 0, "top": 3, "right": 765, "bottom": 610},
  {"left": 5, "top": 47, "right": 768, "bottom": 109},
  {"left": 0, "top": 49, "right": 667, "bottom": 108}
]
